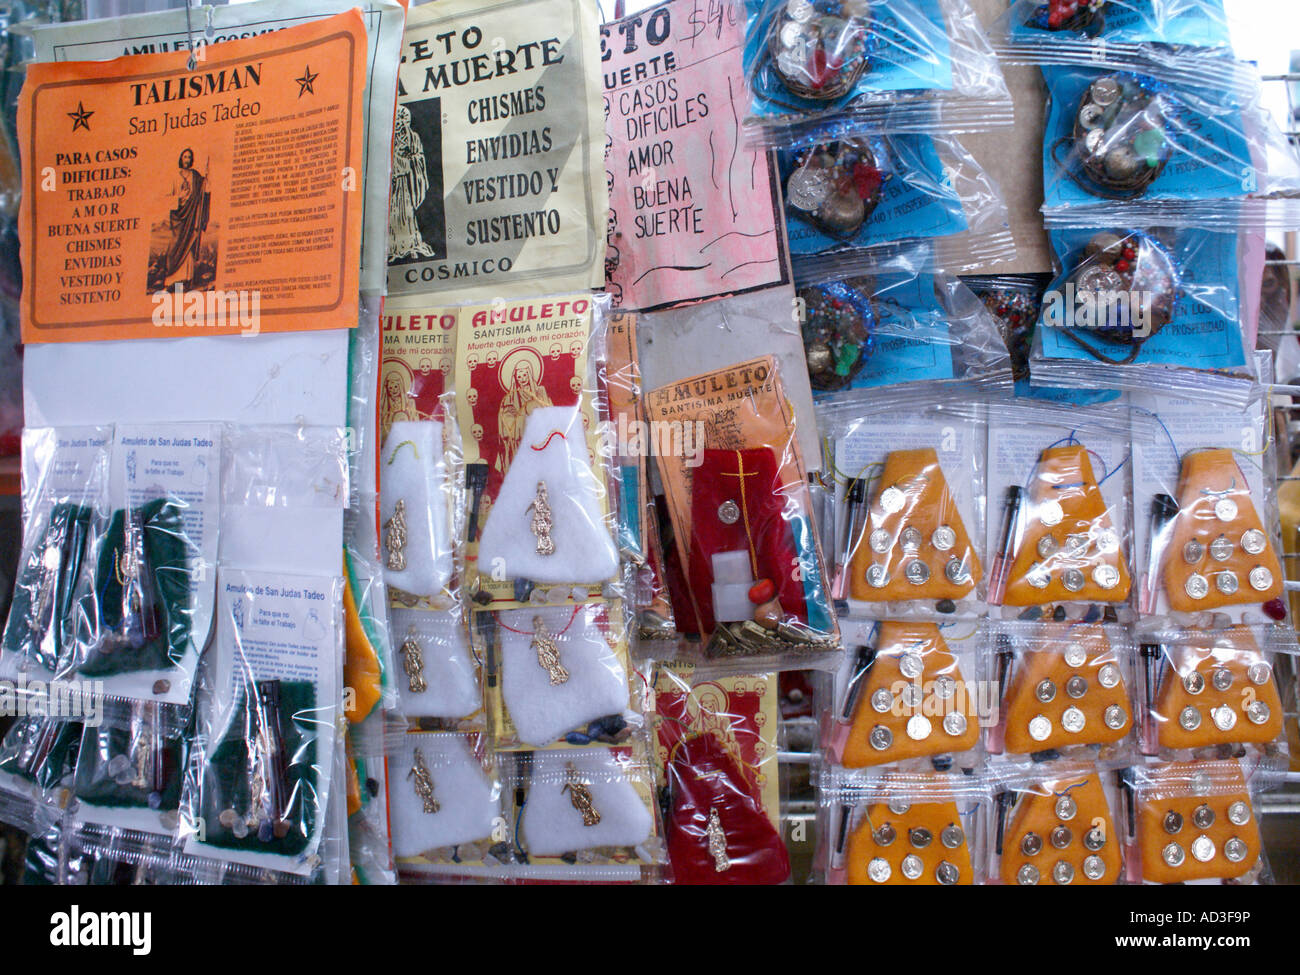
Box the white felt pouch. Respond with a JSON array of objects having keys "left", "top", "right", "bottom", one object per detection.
[
  {"left": 389, "top": 606, "right": 480, "bottom": 720},
  {"left": 498, "top": 605, "right": 629, "bottom": 747},
  {"left": 478, "top": 405, "right": 618, "bottom": 584},
  {"left": 390, "top": 734, "right": 499, "bottom": 859},
  {"left": 380, "top": 421, "right": 452, "bottom": 597},
  {"left": 520, "top": 747, "right": 653, "bottom": 855}
]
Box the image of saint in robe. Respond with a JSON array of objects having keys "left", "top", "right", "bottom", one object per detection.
[
  {"left": 158, "top": 147, "right": 209, "bottom": 290},
  {"left": 494, "top": 350, "right": 553, "bottom": 475},
  {"left": 389, "top": 105, "right": 437, "bottom": 261}
]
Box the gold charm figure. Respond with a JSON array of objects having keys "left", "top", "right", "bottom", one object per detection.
[
  {"left": 532, "top": 616, "right": 570, "bottom": 685},
  {"left": 706, "top": 807, "right": 730, "bottom": 872},
  {"left": 563, "top": 762, "right": 600, "bottom": 826},
  {"left": 409, "top": 748, "right": 440, "bottom": 814},
  {"left": 384, "top": 499, "right": 408, "bottom": 571},
  {"left": 527, "top": 481, "right": 556, "bottom": 556},
  {"left": 400, "top": 628, "right": 428, "bottom": 694}
]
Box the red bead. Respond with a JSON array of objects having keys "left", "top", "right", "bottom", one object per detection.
[
  {"left": 748, "top": 578, "right": 777, "bottom": 604},
  {"left": 1115, "top": 260, "right": 1130, "bottom": 273},
  {"left": 1122, "top": 247, "right": 1136, "bottom": 260},
  {"left": 1263, "top": 598, "right": 1288, "bottom": 622}
]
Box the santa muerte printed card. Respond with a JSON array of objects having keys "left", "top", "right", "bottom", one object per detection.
[
  {"left": 646, "top": 355, "right": 839, "bottom": 667},
  {"left": 454, "top": 292, "right": 619, "bottom": 607}
]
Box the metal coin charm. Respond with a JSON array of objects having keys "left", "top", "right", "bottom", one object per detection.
[
  {"left": 1240, "top": 529, "right": 1267, "bottom": 555},
  {"left": 871, "top": 688, "right": 893, "bottom": 713},
  {"left": 1182, "top": 539, "right": 1204, "bottom": 564},
  {"left": 899, "top": 652, "right": 924, "bottom": 679},
  {"left": 1017, "top": 863, "right": 1040, "bottom": 886},
  {"left": 1163, "top": 811, "right": 1183, "bottom": 834},
  {"left": 1162, "top": 842, "right": 1185, "bottom": 867},
  {"left": 1039, "top": 499, "right": 1064, "bottom": 527},
  {"left": 900, "top": 854, "right": 924, "bottom": 880},
  {"left": 1209, "top": 536, "right": 1234, "bottom": 562},
  {"left": 1183, "top": 671, "right": 1205, "bottom": 695},
  {"left": 1053, "top": 860, "right": 1075, "bottom": 885},
  {"left": 1247, "top": 700, "right": 1271, "bottom": 725},
  {"left": 1214, "top": 498, "right": 1238, "bottom": 522},
  {"left": 1224, "top": 837, "right": 1248, "bottom": 863},
  {"left": 1215, "top": 571, "right": 1239, "bottom": 596},
  {"left": 943, "top": 711, "right": 967, "bottom": 737},
  {"left": 866, "top": 564, "right": 889, "bottom": 588},
  {"left": 941, "top": 824, "right": 964, "bottom": 849},
  {"left": 1061, "top": 706, "right": 1086, "bottom": 734},
  {"left": 1055, "top": 795, "right": 1078, "bottom": 821},
  {"left": 717, "top": 500, "right": 740, "bottom": 525},
  {"left": 906, "top": 714, "right": 932, "bottom": 741},
  {"left": 931, "top": 525, "right": 956, "bottom": 551},
  {"left": 1103, "top": 704, "right": 1127, "bottom": 730},
  {"left": 935, "top": 861, "right": 960, "bottom": 885},
  {"left": 1227, "top": 801, "right": 1251, "bottom": 826},
  {"left": 944, "top": 557, "right": 971, "bottom": 585},
  {"left": 869, "top": 528, "right": 892, "bottom": 554},
  {"left": 1035, "top": 679, "right": 1057, "bottom": 703},
  {"left": 1210, "top": 668, "right": 1233, "bottom": 692},
  {"left": 1185, "top": 573, "right": 1209, "bottom": 600},
  {"left": 1082, "top": 855, "right": 1106, "bottom": 880},
  {"left": 1192, "top": 804, "right": 1215, "bottom": 829},
  {"left": 904, "top": 560, "right": 930, "bottom": 585},
  {"left": 869, "top": 725, "right": 893, "bottom": 751},
  {"left": 900, "top": 526, "right": 923, "bottom": 552},
  {"left": 1028, "top": 715, "right": 1052, "bottom": 741},
  {"left": 1249, "top": 566, "right": 1274, "bottom": 591},
  {"left": 866, "top": 857, "right": 891, "bottom": 883},
  {"left": 1098, "top": 663, "right": 1120, "bottom": 689},
  {"left": 1021, "top": 832, "right": 1043, "bottom": 856},
  {"left": 1093, "top": 565, "right": 1120, "bottom": 590},
  {"left": 1064, "top": 644, "right": 1088, "bottom": 668},
  {"left": 1179, "top": 706, "right": 1202, "bottom": 731},
  {"left": 1191, "top": 835, "right": 1216, "bottom": 863},
  {"left": 879, "top": 486, "right": 905, "bottom": 514}
]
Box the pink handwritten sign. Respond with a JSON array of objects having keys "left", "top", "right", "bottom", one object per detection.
[{"left": 602, "top": 0, "right": 789, "bottom": 311}]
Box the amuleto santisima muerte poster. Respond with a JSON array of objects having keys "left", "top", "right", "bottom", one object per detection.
[
  {"left": 18, "top": 10, "right": 367, "bottom": 343},
  {"left": 387, "top": 0, "right": 607, "bottom": 300}
]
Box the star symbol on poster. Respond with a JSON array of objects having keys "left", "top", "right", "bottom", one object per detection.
[
  {"left": 295, "top": 65, "right": 319, "bottom": 98},
  {"left": 68, "top": 102, "right": 94, "bottom": 132}
]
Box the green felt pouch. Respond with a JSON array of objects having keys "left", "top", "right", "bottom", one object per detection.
[
  {"left": 196, "top": 679, "right": 318, "bottom": 858},
  {"left": 73, "top": 702, "right": 188, "bottom": 811},
  {"left": 76, "top": 497, "right": 195, "bottom": 678},
  {"left": 0, "top": 716, "right": 83, "bottom": 789},
  {"left": 1, "top": 503, "right": 93, "bottom": 675}
]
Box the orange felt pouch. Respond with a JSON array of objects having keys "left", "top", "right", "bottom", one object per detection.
[
  {"left": 999, "top": 770, "right": 1121, "bottom": 885},
  {"left": 1135, "top": 761, "right": 1260, "bottom": 883},
  {"left": 845, "top": 800, "right": 974, "bottom": 885}
]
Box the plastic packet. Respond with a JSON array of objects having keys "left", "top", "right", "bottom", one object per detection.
[
  {"left": 1135, "top": 625, "right": 1295, "bottom": 765},
  {"left": 70, "top": 698, "right": 189, "bottom": 836},
  {"left": 0, "top": 715, "right": 82, "bottom": 832},
  {"left": 505, "top": 741, "right": 666, "bottom": 883},
  {"left": 986, "top": 401, "right": 1136, "bottom": 621},
  {"left": 1124, "top": 758, "right": 1271, "bottom": 884},
  {"left": 59, "top": 822, "right": 215, "bottom": 886},
  {"left": 989, "top": 761, "right": 1128, "bottom": 885},
  {"left": 481, "top": 599, "right": 643, "bottom": 750},
  {"left": 964, "top": 272, "right": 1121, "bottom": 405},
  {"left": 386, "top": 727, "right": 511, "bottom": 880},
  {"left": 781, "top": 130, "right": 1015, "bottom": 277},
  {"left": 652, "top": 662, "right": 789, "bottom": 884},
  {"left": 177, "top": 566, "right": 342, "bottom": 877},
  {"left": 388, "top": 604, "right": 480, "bottom": 725},
  {"left": 66, "top": 423, "right": 218, "bottom": 707},
  {"left": 1040, "top": 65, "right": 1300, "bottom": 231},
  {"left": 817, "top": 769, "right": 992, "bottom": 884},
  {"left": 1029, "top": 228, "right": 1259, "bottom": 407},
  {"left": 823, "top": 619, "right": 986, "bottom": 774},
  {"left": 819, "top": 400, "right": 986, "bottom": 618},
  {"left": 344, "top": 711, "right": 395, "bottom": 885},
  {"left": 0, "top": 426, "right": 111, "bottom": 681},
  {"left": 645, "top": 355, "right": 840, "bottom": 671},
  {"left": 743, "top": 0, "right": 1012, "bottom": 145},
  {"left": 986, "top": 620, "right": 1138, "bottom": 768},
  {"left": 988, "top": 0, "right": 1260, "bottom": 101},
  {"left": 454, "top": 293, "right": 620, "bottom": 603},
  {"left": 1130, "top": 369, "right": 1286, "bottom": 624},
  {"left": 795, "top": 268, "right": 1013, "bottom": 403}
]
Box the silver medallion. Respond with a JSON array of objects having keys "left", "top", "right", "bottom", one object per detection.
[
  {"left": 879, "top": 486, "right": 906, "bottom": 514},
  {"left": 1240, "top": 529, "right": 1267, "bottom": 556},
  {"left": 941, "top": 824, "right": 964, "bottom": 849},
  {"left": 1039, "top": 499, "right": 1064, "bottom": 527},
  {"left": 1064, "top": 644, "right": 1088, "bottom": 668},
  {"left": 1063, "top": 568, "right": 1086, "bottom": 593},
  {"left": 866, "top": 857, "right": 891, "bottom": 883},
  {"left": 1098, "top": 663, "right": 1120, "bottom": 688},
  {"left": 899, "top": 652, "right": 924, "bottom": 679},
  {"left": 1053, "top": 860, "right": 1075, "bottom": 885},
  {"left": 1021, "top": 832, "right": 1043, "bottom": 856},
  {"left": 904, "top": 559, "right": 930, "bottom": 586},
  {"left": 1215, "top": 571, "right": 1239, "bottom": 596},
  {"left": 943, "top": 711, "right": 968, "bottom": 737},
  {"left": 1037, "top": 535, "right": 1059, "bottom": 558},
  {"left": 1103, "top": 704, "right": 1127, "bottom": 730},
  {"left": 1017, "top": 863, "right": 1040, "bottom": 886},
  {"left": 944, "top": 557, "right": 971, "bottom": 585},
  {"left": 906, "top": 714, "right": 932, "bottom": 741},
  {"left": 935, "top": 861, "right": 960, "bottom": 885},
  {"left": 1027, "top": 564, "right": 1051, "bottom": 589},
  {"left": 866, "top": 564, "right": 889, "bottom": 589},
  {"left": 1035, "top": 679, "right": 1057, "bottom": 704},
  {"left": 1227, "top": 801, "right": 1251, "bottom": 826},
  {"left": 1029, "top": 714, "right": 1052, "bottom": 742},
  {"left": 1082, "top": 855, "right": 1105, "bottom": 880},
  {"left": 1056, "top": 795, "right": 1077, "bottom": 821},
  {"left": 909, "top": 827, "right": 932, "bottom": 849},
  {"left": 1247, "top": 662, "right": 1271, "bottom": 686},
  {"left": 1192, "top": 804, "right": 1215, "bottom": 829},
  {"left": 869, "top": 527, "right": 892, "bottom": 554},
  {"left": 1185, "top": 573, "right": 1209, "bottom": 600},
  {"left": 1209, "top": 536, "right": 1234, "bottom": 562},
  {"left": 1061, "top": 706, "right": 1086, "bottom": 734},
  {"left": 1090, "top": 77, "right": 1121, "bottom": 106},
  {"left": 1210, "top": 667, "right": 1233, "bottom": 692},
  {"left": 1182, "top": 539, "right": 1205, "bottom": 564},
  {"left": 717, "top": 500, "right": 740, "bottom": 525},
  {"left": 1163, "top": 810, "right": 1183, "bottom": 834},
  {"left": 1214, "top": 498, "right": 1239, "bottom": 522},
  {"left": 1223, "top": 837, "right": 1248, "bottom": 863},
  {"left": 1162, "top": 842, "right": 1185, "bottom": 867},
  {"left": 1093, "top": 565, "right": 1120, "bottom": 590},
  {"left": 1050, "top": 825, "right": 1073, "bottom": 849},
  {"left": 1066, "top": 675, "right": 1088, "bottom": 699},
  {"left": 1246, "top": 700, "right": 1271, "bottom": 725},
  {"left": 934, "top": 675, "right": 956, "bottom": 700},
  {"left": 1249, "top": 566, "right": 1274, "bottom": 591},
  {"left": 1179, "top": 706, "right": 1201, "bottom": 731},
  {"left": 1191, "top": 835, "right": 1216, "bottom": 863},
  {"left": 900, "top": 854, "right": 923, "bottom": 880},
  {"left": 874, "top": 822, "right": 897, "bottom": 846},
  {"left": 1183, "top": 670, "right": 1205, "bottom": 695},
  {"left": 931, "top": 525, "right": 957, "bottom": 551},
  {"left": 871, "top": 688, "right": 893, "bottom": 713},
  {"left": 900, "top": 526, "right": 923, "bottom": 552},
  {"left": 869, "top": 725, "right": 893, "bottom": 750}
]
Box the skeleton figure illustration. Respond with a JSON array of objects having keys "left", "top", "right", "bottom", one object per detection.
[{"left": 389, "top": 105, "right": 437, "bottom": 261}]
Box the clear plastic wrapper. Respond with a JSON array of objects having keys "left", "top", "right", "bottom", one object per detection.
[
  {"left": 1136, "top": 625, "right": 1295, "bottom": 765},
  {"left": 71, "top": 699, "right": 189, "bottom": 836},
  {"left": 387, "top": 727, "right": 511, "bottom": 881},
  {"left": 817, "top": 769, "right": 992, "bottom": 884},
  {"left": 455, "top": 293, "right": 619, "bottom": 601},
  {"left": 1040, "top": 65, "right": 1300, "bottom": 232},
  {"left": 652, "top": 662, "right": 789, "bottom": 884},
  {"left": 178, "top": 567, "right": 342, "bottom": 877},
  {"left": 1130, "top": 370, "right": 1286, "bottom": 624},
  {"left": 823, "top": 619, "right": 986, "bottom": 773},
  {"left": 482, "top": 599, "right": 642, "bottom": 750},
  {"left": 1, "top": 427, "right": 111, "bottom": 680},
  {"left": 59, "top": 823, "right": 215, "bottom": 886},
  {"left": 987, "top": 620, "right": 1138, "bottom": 768},
  {"left": 0, "top": 715, "right": 81, "bottom": 832},
  {"left": 820, "top": 400, "right": 986, "bottom": 618},
  {"left": 66, "top": 423, "right": 217, "bottom": 706},
  {"left": 1029, "top": 228, "right": 1260, "bottom": 407},
  {"left": 986, "top": 401, "right": 1135, "bottom": 621},
  {"left": 990, "top": 761, "right": 1128, "bottom": 885},
  {"left": 344, "top": 712, "right": 395, "bottom": 885},
  {"left": 965, "top": 272, "right": 1121, "bottom": 405},
  {"left": 988, "top": 0, "right": 1260, "bottom": 100},
  {"left": 743, "top": 0, "right": 1012, "bottom": 144},
  {"left": 645, "top": 355, "right": 840, "bottom": 671},
  {"left": 388, "top": 605, "right": 481, "bottom": 724},
  {"left": 781, "top": 131, "right": 1014, "bottom": 276},
  {"left": 1124, "top": 757, "right": 1272, "bottom": 884},
  {"left": 794, "top": 268, "right": 1013, "bottom": 403},
  {"left": 505, "top": 741, "right": 666, "bottom": 883}
]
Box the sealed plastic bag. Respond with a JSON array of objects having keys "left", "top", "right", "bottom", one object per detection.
[
  {"left": 653, "top": 663, "right": 789, "bottom": 884},
  {"left": 796, "top": 269, "right": 1012, "bottom": 402},
  {"left": 1137, "top": 626, "right": 1294, "bottom": 763},
  {"left": 1125, "top": 758, "right": 1271, "bottom": 884},
  {"left": 1029, "top": 227, "right": 1259, "bottom": 407},
  {"left": 818, "top": 769, "right": 991, "bottom": 884},
  {"left": 1130, "top": 372, "right": 1286, "bottom": 623},
  {"left": 646, "top": 355, "right": 840, "bottom": 670},
  {"left": 820, "top": 400, "right": 985, "bottom": 618},
  {"left": 987, "top": 402, "right": 1135, "bottom": 620},
  {"left": 987, "top": 620, "right": 1137, "bottom": 767},
  {"left": 991, "top": 762, "right": 1126, "bottom": 885},
  {"left": 743, "top": 0, "right": 1012, "bottom": 144},
  {"left": 824, "top": 619, "right": 985, "bottom": 773},
  {"left": 781, "top": 130, "right": 1014, "bottom": 276},
  {"left": 1040, "top": 65, "right": 1300, "bottom": 231}
]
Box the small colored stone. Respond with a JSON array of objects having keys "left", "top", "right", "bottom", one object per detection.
[
  {"left": 754, "top": 599, "right": 784, "bottom": 629},
  {"left": 748, "top": 578, "right": 777, "bottom": 604}
]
